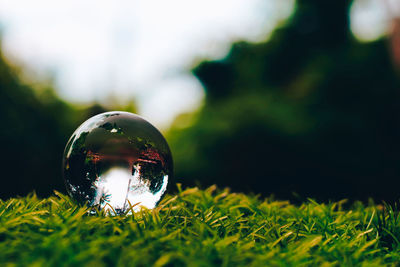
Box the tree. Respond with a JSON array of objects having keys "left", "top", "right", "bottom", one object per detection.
[{"left": 169, "top": 0, "right": 400, "bottom": 201}]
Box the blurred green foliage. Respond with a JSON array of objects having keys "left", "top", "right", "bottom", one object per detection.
[
  {"left": 0, "top": 46, "right": 113, "bottom": 198},
  {"left": 168, "top": 0, "right": 400, "bottom": 201}
]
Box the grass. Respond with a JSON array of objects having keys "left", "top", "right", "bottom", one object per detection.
[{"left": 1, "top": 185, "right": 400, "bottom": 266}]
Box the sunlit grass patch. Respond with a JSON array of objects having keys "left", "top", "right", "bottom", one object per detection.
[{"left": 0, "top": 185, "right": 399, "bottom": 266}]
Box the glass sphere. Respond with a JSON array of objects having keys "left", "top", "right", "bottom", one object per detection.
[{"left": 62, "top": 111, "right": 173, "bottom": 214}]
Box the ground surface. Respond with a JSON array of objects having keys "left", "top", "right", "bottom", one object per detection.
[{"left": 0, "top": 185, "right": 400, "bottom": 266}]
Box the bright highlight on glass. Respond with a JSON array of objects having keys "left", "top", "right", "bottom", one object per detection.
[{"left": 62, "top": 111, "right": 173, "bottom": 214}]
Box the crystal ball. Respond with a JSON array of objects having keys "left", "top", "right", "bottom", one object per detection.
[{"left": 62, "top": 111, "right": 173, "bottom": 214}]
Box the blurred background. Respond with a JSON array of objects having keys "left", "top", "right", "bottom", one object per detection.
[{"left": 1, "top": 0, "right": 400, "bottom": 202}]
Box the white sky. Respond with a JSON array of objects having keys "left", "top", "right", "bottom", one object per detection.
[
  {"left": 0, "top": 0, "right": 396, "bottom": 129},
  {"left": 0, "top": 0, "right": 294, "bottom": 128},
  {"left": 350, "top": 0, "right": 400, "bottom": 41}
]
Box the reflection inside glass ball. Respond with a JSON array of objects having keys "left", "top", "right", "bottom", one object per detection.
[{"left": 62, "top": 111, "right": 173, "bottom": 215}]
